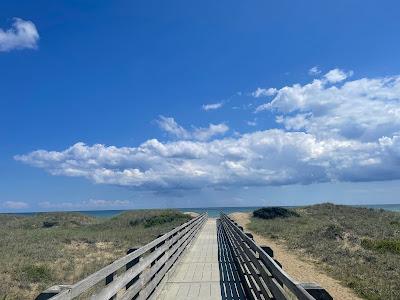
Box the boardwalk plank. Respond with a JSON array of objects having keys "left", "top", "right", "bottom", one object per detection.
[{"left": 157, "top": 219, "right": 246, "bottom": 300}]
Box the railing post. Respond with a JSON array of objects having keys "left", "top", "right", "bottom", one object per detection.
[
  {"left": 105, "top": 272, "right": 116, "bottom": 300},
  {"left": 245, "top": 232, "right": 254, "bottom": 240},
  {"left": 126, "top": 248, "right": 140, "bottom": 290},
  {"left": 260, "top": 245, "right": 273, "bottom": 257},
  {"left": 35, "top": 285, "right": 71, "bottom": 300},
  {"left": 300, "top": 283, "right": 333, "bottom": 300}
]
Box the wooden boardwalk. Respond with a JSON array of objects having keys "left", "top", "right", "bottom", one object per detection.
[
  {"left": 37, "top": 214, "right": 331, "bottom": 300},
  {"left": 157, "top": 219, "right": 246, "bottom": 300}
]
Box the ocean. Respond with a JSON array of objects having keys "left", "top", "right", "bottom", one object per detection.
[{"left": 8, "top": 204, "right": 400, "bottom": 218}]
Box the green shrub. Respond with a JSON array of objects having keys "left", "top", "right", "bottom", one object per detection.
[
  {"left": 144, "top": 213, "right": 190, "bottom": 227},
  {"left": 253, "top": 207, "right": 299, "bottom": 220},
  {"left": 42, "top": 221, "right": 59, "bottom": 228},
  {"left": 361, "top": 239, "right": 400, "bottom": 254},
  {"left": 20, "top": 265, "right": 53, "bottom": 282},
  {"left": 320, "top": 224, "right": 344, "bottom": 240}
]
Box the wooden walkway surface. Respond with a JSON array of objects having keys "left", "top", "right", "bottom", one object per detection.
[{"left": 157, "top": 218, "right": 246, "bottom": 300}]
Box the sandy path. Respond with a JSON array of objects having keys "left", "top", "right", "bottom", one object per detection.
[
  {"left": 183, "top": 211, "right": 200, "bottom": 217},
  {"left": 229, "top": 212, "right": 363, "bottom": 300}
]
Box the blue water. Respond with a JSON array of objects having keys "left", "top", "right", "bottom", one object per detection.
[{"left": 7, "top": 204, "right": 400, "bottom": 218}]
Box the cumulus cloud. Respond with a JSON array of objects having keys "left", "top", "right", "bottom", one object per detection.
[
  {"left": 15, "top": 68, "right": 400, "bottom": 193},
  {"left": 156, "top": 116, "right": 229, "bottom": 141},
  {"left": 14, "top": 129, "right": 400, "bottom": 190},
  {"left": 324, "top": 68, "right": 353, "bottom": 83},
  {"left": 202, "top": 102, "right": 223, "bottom": 111},
  {"left": 3, "top": 201, "right": 29, "bottom": 209},
  {"left": 157, "top": 116, "right": 190, "bottom": 139},
  {"left": 252, "top": 87, "right": 277, "bottom": 98},
  {"left": 0, "top": 18, "right": 39, "bottom": 52},
  {"left": 257, "top": 69, "right": 400, "bottom": 142},
  {"left": 309, "top": 66, "right": 321, "bottom": 76}
]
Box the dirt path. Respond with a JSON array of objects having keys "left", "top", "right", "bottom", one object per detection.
[{"left": 229, "top": 212, "right": 363, "bottom": 300}]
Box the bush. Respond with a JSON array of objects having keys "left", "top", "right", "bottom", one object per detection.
[
  {"left": 320, "top": 224, "right": 344, "bottom": 240},
  {"left": 42, "top": 221, "right": 59, "bottom": 228},
  {"left": 361, "top": 239, "right": 400, "bottom": 255},
  {"left": 20, "top": 265, "right": 53, "bottom": 283},
  {"left": 144, "top": 213, "right": 190, "bottom": 227},
  {"left": 253, "top": 207, "right": 299, "bottom": 220}
]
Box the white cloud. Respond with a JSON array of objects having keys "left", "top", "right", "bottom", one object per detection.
[
  {"left": 156, "top": 116, "right": 228, "bottom": 141},
  {"left": 157, "top": 116, "right": 190, "bottom": 139},
  {"left": 38, "top": 199, "right": 131, "bottom": 210},
  {"left": 0, "top": 18, "right": 39, "bottom": 52},
  {"left": 257, "top": 70, "right": 400, "bottom": 142},
  {"left": 252, "top": 87, "right": 277, "bottom": 98},
  {"left": 3, "top": 201, "right": 29, "bottom": 209},
  {"left": 202, "top": 102, "right": 223, "bottom": 111},
  {"left": 15, "top": 69, "right": 400, "bottom": 193},
  {"left": 192, "top": 123, "right": 229, "bottom": 141},
  {"left": 308, "top": 66, "right": 321, "bottom": 76},
  {"left": 14, "top": 129, "right": 400, "bottom": 191},
  {"left": 324, "top": 68, "right": 353, "bottom": 83}
]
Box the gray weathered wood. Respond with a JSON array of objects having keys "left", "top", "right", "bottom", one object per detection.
[
  {"left": 41, "top": 213, "right": 206, "bottom": 300},
  {"left": 95, "top": 217, "right": 202, "bottom": 300},
  {"left": 224, "top": 221, "right": 286, "bottom": 300},
  {"left": 220, "top": 213, "right": 331, "bottom": 300}
]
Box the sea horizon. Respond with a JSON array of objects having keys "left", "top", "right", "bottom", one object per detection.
[{"left": 3, "top": 203, "right": 400, "bottom": 218}]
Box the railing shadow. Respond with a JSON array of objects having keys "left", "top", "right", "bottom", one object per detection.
[{"left": 217, "top": 219, "right": 248, "bottom": 300}]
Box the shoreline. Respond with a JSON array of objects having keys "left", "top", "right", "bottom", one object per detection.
[{"left": 2, "top": 203, "right": 400, "bottom": 217}]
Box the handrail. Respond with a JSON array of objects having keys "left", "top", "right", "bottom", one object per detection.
[
  {"left": 37, "top": 213, "right": 207, "bottom": 300},
  {"left": 220, "top": 213, "right": 332, "bottom": 300}
]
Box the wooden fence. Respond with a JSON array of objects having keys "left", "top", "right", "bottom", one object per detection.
[
  {"left": 220, "top": 213, "right": 332, "bottom": 300},
  {"left": 37, "top": 213, "right": 207, "bottom": 300}
]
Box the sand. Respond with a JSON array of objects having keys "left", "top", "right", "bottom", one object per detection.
[{"left": 183, "top": 211, "right": 200, "bottom": 218}]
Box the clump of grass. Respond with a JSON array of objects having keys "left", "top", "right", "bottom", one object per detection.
[
  {"left": 253, "top": 207, "right": 299, "bottom": 220},
  {"left": 361, "top": 239, "right": 400, "bottom": 254},
  {"left": 144, "top": 212, "right": 190, "bottom": 227},
  {"left": 0, "top": 209, "right": 192, "bottom": 300},
  {"left": 125, "top": 211, "right": 191, "bottom": 228},
  {"left": 20, "top": 265, "right": 53, "bottom": 283},
  {"left": 248, "top": 203, "right": 400, "bottom": 300}
]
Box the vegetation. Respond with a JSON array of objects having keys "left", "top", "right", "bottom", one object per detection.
[
  {"left": 0, "top": 209, "right": 192, "bottom": 300},
  {"left": 248, "top": 203, "right": 400, "bottom": 300},
  {"left": 253, "top": 207, "right": 299, "bottom": 220},
  {"left": 361, "top": 239, "right": 400, "bottom": 255}
]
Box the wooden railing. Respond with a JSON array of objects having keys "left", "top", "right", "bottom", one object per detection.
[
  {"left": 220, "top": 213, "right": 333, "bottom": 300},
  {"left": 37, "top": 213, "right": 207, "bottom": 300}
]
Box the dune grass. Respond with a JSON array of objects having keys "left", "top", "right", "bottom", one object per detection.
[
  {"left": 249, "top": 203, "right": 400, "bottom": 300},
  {"left": 0, "top": 209, "right": 191, "bottom": 300}
]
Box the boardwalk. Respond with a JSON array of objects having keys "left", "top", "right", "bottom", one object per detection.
[
  {"left": 157, "top": 219, "right": 246, "bottom": 300},
  {"left": 37, "top": 214, "right": 331, "bottom": 300}
]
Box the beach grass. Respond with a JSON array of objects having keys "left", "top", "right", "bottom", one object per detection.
[
  {"left": 248, "top": 203, "right": 400, "bottom": 300},
  {"left": 0, "top": 209, "right": 191, "bottom": 300}
]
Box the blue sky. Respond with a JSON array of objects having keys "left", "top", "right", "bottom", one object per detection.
[{"left": 2, "top": 1, "right": 400, "bottom": 212}]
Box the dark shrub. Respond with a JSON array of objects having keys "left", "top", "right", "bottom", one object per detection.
[
  {"left": 42, "top": 220, "right": 59, "bottom": 228},
  {"left": 253, "top": 207, "right": 299, "bottom": 220},
  {"left": 320, "top": 224, "right": 343, "bottom": 240}
]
